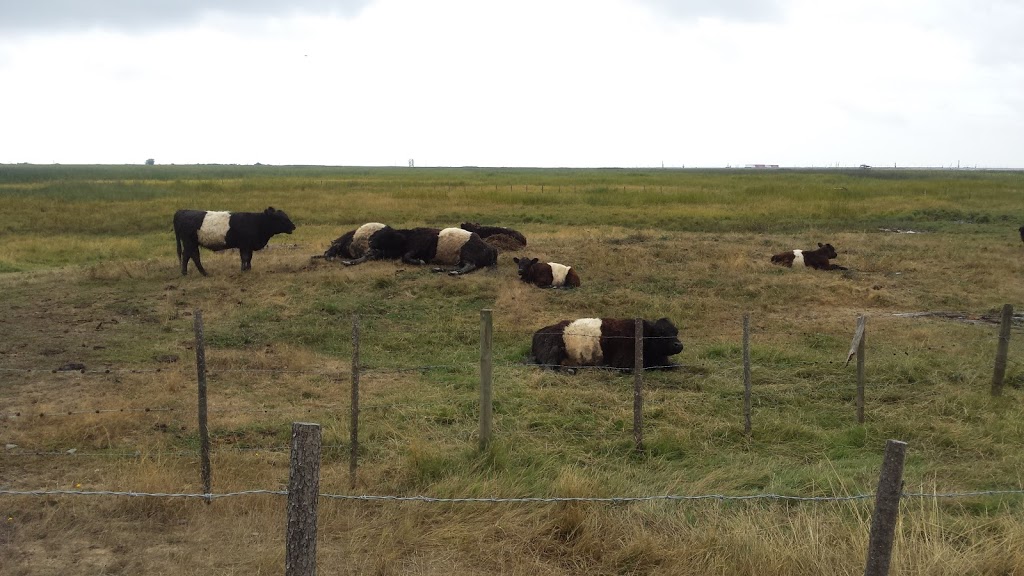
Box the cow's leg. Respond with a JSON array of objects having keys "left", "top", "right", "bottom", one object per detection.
[
  {"left": 400, "top": 251, "right": 426, "bottom": 266},
  {"left": 342, "top": 249, "right": 380, "bottom": 266},
  {"left": 447, "top": 262, "right": 478, "bottom": 275},
  {"left": 180, "top": 248, "right": 189, "bottom": 276},
  {"left": 240, "top": 248, "right": 253, "bottom": 271},
  {"left": 187, "top": 246, "right": 208, "bottom": 276}
]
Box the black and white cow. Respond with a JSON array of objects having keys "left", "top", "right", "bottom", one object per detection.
[
  {"left": 770, "top": 243, "right": 847, "bottom": 271},
  {"left": 513, "top": 257, "right": 581, "bottom": 288},
  {"left": 324, "top": 225, "right": 498, "bottom": 275},
  {"left": 173, "top": 207, "right": 295, "bottom": 275},
  {"left": 532, "top": 317, "right": 684, "bottom": 372},
  {"left": 321, "top": 222, "right": 410, "bottom": 264},
  {"left": 460, "top": 222, "right": 527, "bottom": 251}
]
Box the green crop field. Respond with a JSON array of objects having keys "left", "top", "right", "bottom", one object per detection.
[{"left": 1, "top": 163, "right": 1023, "bottom": 575}]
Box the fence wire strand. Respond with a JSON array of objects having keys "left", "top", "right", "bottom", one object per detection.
[{"left": 3, "top": 488, "right": 1024, "bottom": 504}]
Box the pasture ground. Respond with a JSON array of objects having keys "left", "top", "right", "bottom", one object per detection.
[{"left": 1, "top": 165, "right": 1024, "bottom": 574}]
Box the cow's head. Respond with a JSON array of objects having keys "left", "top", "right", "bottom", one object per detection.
[
  {"left": 265, "top": 207, "right": 296, "bottom": 234},
  {"left": 817, "top": 243, "right": 838, "bottom": 259},
  {"left": 512, "top": 257, "right": 539, "bottom": 278},
  {"left": 649, "top": 318, "right": 684, "bottom": 357}
]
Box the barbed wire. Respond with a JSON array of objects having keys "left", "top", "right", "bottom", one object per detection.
[
  {"left": 0, "top": 330, "right": 1015, "bottom": 379},
  {"left": 2, "top": 407, "right": 177, "bottom": 419},
  {"left": 0, "top": 366, "right": 350, "bottom": 376},
  {"left": 3, "top": 488, "right": 1024, "bottom": 504},
  {"left": 0, "top": 367, "right": 173, "bottom": 375},
  {"left": 3, "top": 444, "right": 350, "bottom": 458}
]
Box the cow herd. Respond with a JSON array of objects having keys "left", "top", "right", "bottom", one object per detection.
[{"left": 171, "top": 206, "right": 857, "bottom": 372}]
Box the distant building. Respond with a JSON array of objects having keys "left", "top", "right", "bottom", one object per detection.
[{"left": 744, "top": 164, "right": 779, "bottom": 169}]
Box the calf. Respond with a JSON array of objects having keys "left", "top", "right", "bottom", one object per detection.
[
  {"left": 460, "top": 222, "right": 527, "bottom": 251},
  {"left": 173, "top": 207, "right": 295, "bottom": 275},
  {"left": 770, "top": 243, "right": 847, "bottom": 271},
  {"left": 513, "top": 257, "right": 580, "bottom": 288},
  {"left": 532, "top": 317, "right": 684, "bottom": 372}
]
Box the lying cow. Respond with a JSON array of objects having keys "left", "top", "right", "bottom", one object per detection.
[
  {"left": 770, "top": 243, "right": 847, "bottom": 271},
  {"left": 173, "top": 207, "right": 296, "bottom": 275},
  {"left": 532, "top": 317, "right": 683, "bottom": 372},
  {"left": 513, "top": 257, "right": 580, "bottom": 288},
  {"left": 460, "top": 222, "right": 527, "bottom": 251},
  {"left": 323, "top": 224, "right": 497, "bottom": 275},
  {"left": 321, "top": 222, "right": 410, "bottom": 264}
]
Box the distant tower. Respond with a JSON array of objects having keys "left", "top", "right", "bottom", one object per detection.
[{"left": 408, "top": 159, "right": 414, "bottom": 167}]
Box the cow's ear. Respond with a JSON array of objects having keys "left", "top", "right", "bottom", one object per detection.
[
  {"left": 531, "top": 258, "right": 539, "bottom": 265},
  {"left": 513, "top": 257, "right": 520, "bottom": 264},
  {"left": 265, "top": 207, "right": 275, "bottom": 215},
  {"left": 817, "top": 242, "right": 824, "bottom": 247}
]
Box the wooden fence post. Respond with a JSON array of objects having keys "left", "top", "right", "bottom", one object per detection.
[
  {"left": 743, "top": 313, "right": 752, "bottom": 436},
  {"left": 480, "top": 309, "right": 493, "bottom": 450},
  {"left": 992, "top": 304, "right": 1014, "bottom": 396},
  {"left": 633, "top": 318, "right": 644, "bottom": 452},
  {"left": 864, "top": 439, "right": 907, "bottom": 576},
  {"left": 847, "top": 315, "right": 867, "bottom": 424},
  {"left": 350, "top": 314, "right": 360, "bottom": 489},
  {"left": 193, "top": 309, "right": 212, "bottom": 504},
  {"left": 286, "top": 422, "right": 322, "bottom": 576}
]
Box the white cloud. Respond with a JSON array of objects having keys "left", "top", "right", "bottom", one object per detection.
[
  {"left": 0, "top": 0, "right": 1021, "bottom": 167},
  {"left": 0, "top": 0, "right": 371, "bottom": 32}
]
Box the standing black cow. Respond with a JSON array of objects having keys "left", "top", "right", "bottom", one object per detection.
[{"left": 173, "top": 207, "right": 296, "bottom": 275}]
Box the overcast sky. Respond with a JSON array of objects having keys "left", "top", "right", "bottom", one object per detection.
[{"left": 1, "top": 0, "right": 1021, "bottom": 168}]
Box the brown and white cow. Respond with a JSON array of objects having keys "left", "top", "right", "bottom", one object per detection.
[
  {"left": 771, "top": 243, "right": 847, "bottom": 271},
  {"left": 513, "top": 257, "right": 581, "bottom": 288},
  {"left": 531, "top": 317, "right": 683, "bottom": 372}
]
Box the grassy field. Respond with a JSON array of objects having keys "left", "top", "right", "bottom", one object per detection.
[{"left": 1, "top": 164, "right": 1023, "bottom": 575}]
